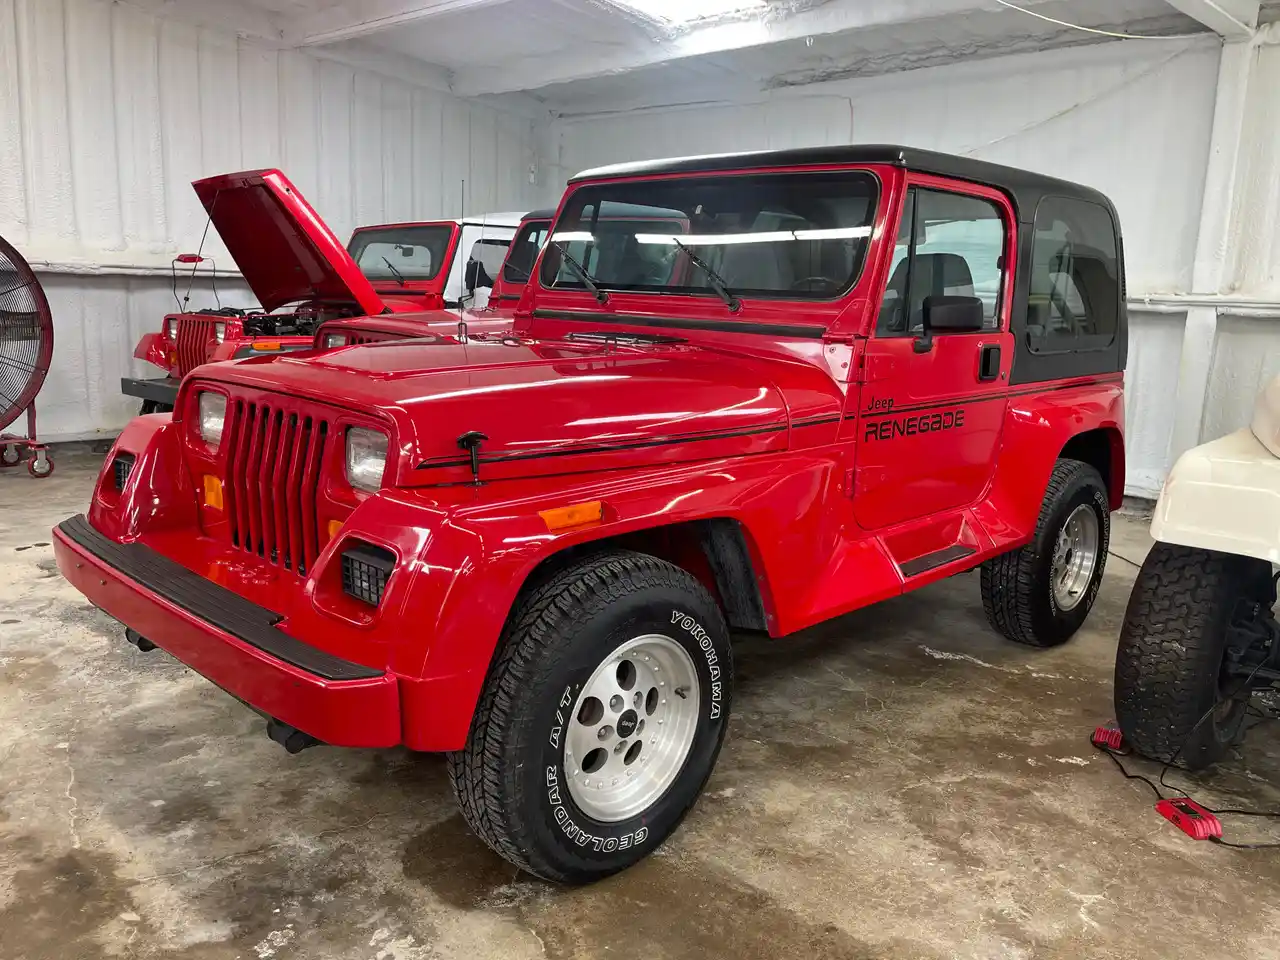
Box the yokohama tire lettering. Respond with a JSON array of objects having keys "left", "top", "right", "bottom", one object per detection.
[{"left": 670, "top": 611, "right": 722, "bottom": 719}]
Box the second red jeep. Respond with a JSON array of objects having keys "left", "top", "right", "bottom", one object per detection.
[{"left": 60, "top": 145, "right": 1125, "bottom": 883}]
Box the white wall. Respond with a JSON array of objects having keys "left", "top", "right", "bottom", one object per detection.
[
  {"left": 0, "top": 0, "right": 542, "bottom": 439},
  {"left": 550, "top": 38, "right": 1227, "bottom": 496}
]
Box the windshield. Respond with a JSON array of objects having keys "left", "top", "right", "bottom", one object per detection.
[
  {"left": 348, "top": 224, "right": 455, "bottom": 281},
  {"left": 541, "top": 173, "right": 878, "bottom": 300},
  {"left": 502, "top": 220, "right": 551, "bottom": 283}
]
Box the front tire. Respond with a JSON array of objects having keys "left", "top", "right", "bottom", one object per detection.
[
  {"left": 1115, "top": 543, "right": 1273, "bottom": 769},
  {"left": 980, "top": 458, "right": 1110, "bottom": 647},
  {"left": 449, "top": 550, "right": 732, "bottom": 883}
]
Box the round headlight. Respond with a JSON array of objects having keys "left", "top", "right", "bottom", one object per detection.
[
  {"left": 213, "top": 321, "right": 226, "bottom": 343},
  {"left": 198, "top": 392, "right": 227, "bottom": 445},
  {"left": 324, "top": 333, "right": 347, "bottom": 348},
  {"left": 345, "top": 427, "right": 388, "bottom": 493},
  {"left": 162, "top": 316, "right": 174, "bottom": 339}
]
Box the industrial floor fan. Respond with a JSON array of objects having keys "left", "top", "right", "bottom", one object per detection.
[{"left": 0, "top": 233, "right": 54, "bottom": 478}]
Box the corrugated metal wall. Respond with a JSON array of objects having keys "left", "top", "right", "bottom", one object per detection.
[
  {"left": 551, "top": 38, "right": 1224, "bottom": 496},
  {"left": 0, "top": 0, "right": 540, "bottom": 438}
]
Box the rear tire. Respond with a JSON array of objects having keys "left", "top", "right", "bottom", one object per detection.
[
  {"left": 1115, "top": 543, "right": 1273, "bottom": 770},
  {"left": 449, "top": 550, "right": 732, "bottom": 883},
  {"left": 980, "top": 458, "right": 1110, "bottom": 647}
]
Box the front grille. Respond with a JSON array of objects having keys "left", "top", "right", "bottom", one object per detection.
[
  {"left": 174, "top": 316, "right": 219, "bottom": 375},
  {"left": 223, "top": 399, "right": 329, "bottom": 575}
]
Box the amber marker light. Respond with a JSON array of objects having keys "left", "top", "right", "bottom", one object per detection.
[{"left": 539, "top": 501, "right": 604, "bottom": 531}]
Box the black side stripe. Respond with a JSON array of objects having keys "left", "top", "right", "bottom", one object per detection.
[
  {"left": 532, "top": 309, "right": 826, "bottom": 340},
  {"left": 850, "top": 375, "right": 1124, "bottom": 420},
  {"left": 415, "top": 421, "right": 787, "bottom": 470},
  {"left": 792, "top": 414, "right": 842, "bottom": 428}
]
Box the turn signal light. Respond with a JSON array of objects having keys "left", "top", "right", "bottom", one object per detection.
[
  {"left": 252, "top": 341, "right": 282, "bottom": 351},
  {"left": 201, "top": 475, "right": 224, "bottom": 511},
  {"left": 539, "top": 500, "right": 604, "bottom": 531},
  {"left": 327, "top": 519, "right": 344, "bottom": 541}
]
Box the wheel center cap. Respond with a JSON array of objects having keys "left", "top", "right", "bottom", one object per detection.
[{"left": 617, "top": 709, "right": 639, "bottom": 738}]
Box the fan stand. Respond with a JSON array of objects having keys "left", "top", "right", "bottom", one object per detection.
[{"left": 0, "top": 401, "right": 53, "bottom": 478}]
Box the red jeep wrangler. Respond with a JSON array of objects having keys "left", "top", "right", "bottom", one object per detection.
[
  {"left": 122, "top": 169, "right": 521, "bottom": 412},
  {"left": 313, "top": 209, "right": 554, "bottom": 349},
  {"left": 57, "top": 145, "right": 1125, "bottom": 883}
]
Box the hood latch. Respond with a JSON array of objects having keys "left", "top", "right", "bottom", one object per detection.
[{"left": 456, "top": 431, "right": 489, "bottom": 485}]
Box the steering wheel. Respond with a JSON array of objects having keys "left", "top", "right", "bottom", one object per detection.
[{"left": 790, "top": 276, "right": 842, "bottom": 293}]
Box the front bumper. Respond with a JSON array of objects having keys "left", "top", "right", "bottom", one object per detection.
[
  {"left": 53, "top": 514, "right": 401, "bottom": 747},
  {"left": 121, "top": 376, "right": 180, "bottom": 408}
]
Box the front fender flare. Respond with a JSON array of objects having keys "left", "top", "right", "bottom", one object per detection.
[{"left": 1152, "top": 428, "right": 1280, "bottom": 564}]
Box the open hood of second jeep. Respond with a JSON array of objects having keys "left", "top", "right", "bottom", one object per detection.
[{"left": 192, "top": 169, "right": 385, "bottom": 317}]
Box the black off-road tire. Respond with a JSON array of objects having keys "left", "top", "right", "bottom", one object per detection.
[
  {"left": 1115, "top": 543, "right": 1273, "bottom": 770},
  {"left": 139, "top": 400, "right": 173, "bottom": 415},
  {"left": 448, "top": 549, "right": 732, "bottom": 884},
  {"left": 980, "top": 458, "right": 1110, "bottom": 647}
]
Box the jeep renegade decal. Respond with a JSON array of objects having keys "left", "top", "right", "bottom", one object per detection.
[
  {"left": 863, "top": 408, "right": 966, "bottom": 442},
  {"left": 671, "top": 611, "right": 721, "bottom": 719}
]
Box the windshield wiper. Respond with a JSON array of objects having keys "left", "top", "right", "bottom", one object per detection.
[
  {"left": 552, "top": 241, "right": 608, "bottom": 305},
  {"left": 381, "top": 256, "right": 406, "bottom": 286},
  {"left": 670, "top": 237, "right": 740, "bottom": 313}
]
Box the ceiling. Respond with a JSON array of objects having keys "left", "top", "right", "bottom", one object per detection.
[{"left": 142, "top": 0, "right": 1269, "bottom": 116}]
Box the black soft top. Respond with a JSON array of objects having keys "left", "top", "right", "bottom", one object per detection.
[
  {"left": 523, "top": 208, "right": 557, "bottom": 221},
  {"left": 569, "top": 145, "right": 1114, "bottom": 224}
]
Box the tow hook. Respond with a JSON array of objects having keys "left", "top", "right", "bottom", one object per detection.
[
  {"left": 266, "top": 718, "right": 321, "bottom": 754},
  {"left": 125, "top": 628, "right": 157, "bottom": 652}
]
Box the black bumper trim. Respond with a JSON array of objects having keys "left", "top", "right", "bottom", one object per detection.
[
  {"left": 58, "top": 515, "right": 383, "bottom": 682},
  {"left": 121, "top": 377, "right": 180, "bottom": 407}
]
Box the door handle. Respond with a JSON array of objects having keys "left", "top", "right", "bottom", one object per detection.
[{"left": 979, "top": 344, "right": 1001, "bottom": 381}]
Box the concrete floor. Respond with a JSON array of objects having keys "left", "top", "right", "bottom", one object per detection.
[{"left": 4, "top": 449, "right": 1280, "bottom": 960}]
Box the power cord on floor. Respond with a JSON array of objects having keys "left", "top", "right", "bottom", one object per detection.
[{"left": 1096, "top": 657, "right": 1280, "bottom": 849}]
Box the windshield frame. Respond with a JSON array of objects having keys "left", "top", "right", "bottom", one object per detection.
[
  {"left": 347, "top": 222, "right": 459, "bottom": 283},
  {"left": 538, "top": 169, "right": 882, "bottom": 304}
]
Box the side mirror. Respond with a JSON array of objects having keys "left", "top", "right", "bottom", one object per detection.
[{"left": 914, "top": 295, "right": 985, "bottom": 353}]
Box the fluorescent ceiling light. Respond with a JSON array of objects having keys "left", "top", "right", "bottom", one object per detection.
[
  {"left": 636, "top": 226, "right": 871, "bottom": 245},
  {"left": 611, "top": 0, "right": 767, "bottom": 26}
]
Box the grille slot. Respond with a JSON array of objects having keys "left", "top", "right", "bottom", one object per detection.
[
  {"left": 174, "top": 316, "right": 219, "bottom": 376},
  {"left": 341, "top": 543, "right": 395, "bottom": 607},
  {"left": 224, "top": 400, "right": 328, "bottom": 574},
  {"left": 112, "top": 453, "right": 136, "bottom": 490}
]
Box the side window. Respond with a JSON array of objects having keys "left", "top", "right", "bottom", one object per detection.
[
  {"left": 877, "top": 187, "right": 1006, "bottom": 336},
  {"left": 1027, "top": 197, "right": 1120, "bottom": 352},
  {"left": 467, "top": 238, "right": 509, "bottom": 288}
]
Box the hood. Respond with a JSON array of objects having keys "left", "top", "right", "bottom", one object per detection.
[
  {"left": 200, "top": 336, "right": 841, "bottom": 486},
  {"left": 192, "top": 169, "right": 385, "bottom": 316},
  {"left": 313, "top": 309, "right": 516, "bottom": 348}
]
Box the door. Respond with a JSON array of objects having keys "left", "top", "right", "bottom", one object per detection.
[{"left": 852, "top": 179, "right": 1015, "bottom": 531}]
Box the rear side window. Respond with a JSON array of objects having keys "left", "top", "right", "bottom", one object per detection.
[
  {"left": 467, "top": 237, "right": 510, "bottom": 288},
  {"left": 1027, "top": 197, "right": 1120, "bottom": 353}
]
